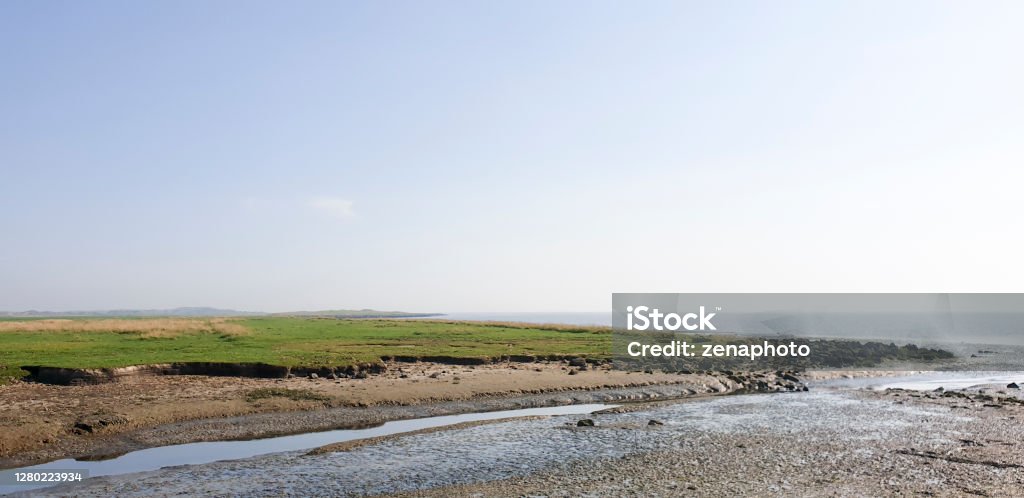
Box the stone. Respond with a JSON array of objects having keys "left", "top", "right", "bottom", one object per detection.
[
  {"left": 73, "top": 422, "right": 94, "bottom": 434},
  {"left": 309, "top": 373, "right": 319, "bottom": 379},
  {"left": 576, "top": 419, "right": 595, "bottom": 427},
  {"left": 647, "top": 419, "right": 664, "bottom": 426},
  {"left": 72, "top": 414, "right": 129, "bottom": 435},
  {"left": 1008, "top": 382, "right": 1020, "bottom": 389}
]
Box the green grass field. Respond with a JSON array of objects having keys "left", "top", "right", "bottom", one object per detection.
[{"left": 0, "top": 317, "right": 610, "bottom": 381}]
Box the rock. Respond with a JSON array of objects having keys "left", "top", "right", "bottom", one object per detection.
[
  {"left": 429, "top": 372, "right": 440, "bottom": 378},
  {"left": 934, "top": 387, "right": 944, "bottom": 393},
  {"left": 309, "top": 373, "right": 319, "bottom": 379},
  {"left": 568, "top": 369, "right": 579, "bottom": 375},
  {"left": 647, "top": 419, "right": 664, "bottom": 426},
  {"left": 327, "top": 373, "right": 338, "bottom": 380},
  {"left": 73, "top": 422, "right": 95, "bottom": 434},
  {"left": 568, "top": 357, "right": 588, "bottom": 368},
  {"left": 72, "top": 414, "right": 129, "bottom": 435},
  {"left": 354, "top": 371, "right": 368, "bottom": 379},
  {"left": 1008, "top": 382, "right": 1020, "bottom": 389},
  {"left": 576, "top": 419, "right": 595, "bottom": 427}
]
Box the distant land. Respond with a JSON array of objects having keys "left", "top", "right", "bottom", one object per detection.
[
  {"left": 268, "top": 309, "right": 444, "bottom": 319},
  {"left": 0, "top": 307, "right": 443, "bottom": 319}
]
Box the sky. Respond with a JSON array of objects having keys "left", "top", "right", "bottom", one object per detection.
[{"left": 2, "top": 1, "right": 1023, "bottom": 313}]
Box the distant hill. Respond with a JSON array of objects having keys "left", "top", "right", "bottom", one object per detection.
[
  {"left": 0, "top": 307, "right": 263, "bottom": 318},
  {"left": 0, "top": 308, "right": 441, "bottom": 319},
  {"left": 271, "top": 309, "right": 444, "bottom": 319}
]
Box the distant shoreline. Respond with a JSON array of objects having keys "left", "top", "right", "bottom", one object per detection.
[{"left": 0, "top": 308, "right": 443, "bottom": 319}]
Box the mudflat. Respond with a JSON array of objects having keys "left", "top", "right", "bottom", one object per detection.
[
  {"left": 387, "top": 389, "right": 1024, "bottom": 498},
  {"left": 31, "top": 382, "right": 1024, "bottom": 497},
  {"left": 0, "top": 361, "right": 744, "bottom": 468}
]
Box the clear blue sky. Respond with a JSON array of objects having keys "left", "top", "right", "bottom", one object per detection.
[{"left": 2, "top": 1, "right": 1022, "bottom": 312}]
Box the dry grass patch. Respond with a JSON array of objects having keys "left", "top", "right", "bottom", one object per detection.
[{"left": 0, "top": 318, "right": 250, "bottom": 338}]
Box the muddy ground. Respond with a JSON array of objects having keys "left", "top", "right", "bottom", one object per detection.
[
  {"left": 23, "top": 383, "right": 1024, "bottom": 498},
  {"left": 0, "top": 362, "right": 762, "bottom": 468},
  {"left": 392, "top": 389, "right": 1024, "bottom": 497}
]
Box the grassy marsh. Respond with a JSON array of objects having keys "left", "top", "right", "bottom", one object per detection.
[{"left": 0, "top": 317, "right": 610, "bottom": 381}]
